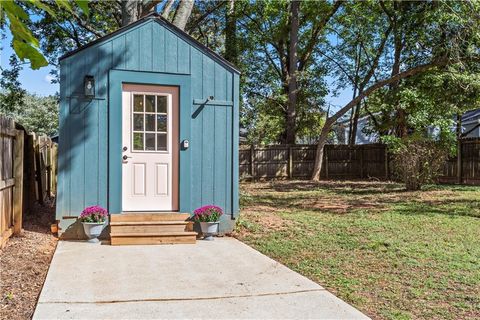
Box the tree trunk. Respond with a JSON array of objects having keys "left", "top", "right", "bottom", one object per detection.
[
  {"left": 285, "top": 0, "right": 299, "bottom": 145},
  {"left": 348, "top": 44, "right": 362, "bottom": 146},
  {"left": 349, "top": 101, "right": 361, "bottom": 145},
  {"left": 162, "top": 0, "right": 175, "bottom": 18},
  {"left": 172, "top": 0, "right": 195, "bottom": 31},
  {"left": 121, "top": 0, "right": 159, "bottom": 26},
  {"left": 121, "top": 0, "right": 141, "bottom": 26},
  {"left": 311, "top": 121, "right": 332, "bottom": 180},
  {"left": 225, "top": 0, "right": 237, "bottom": 64},
  {"left": 390, "top": 2, "right": 408, "bottom": 138}
]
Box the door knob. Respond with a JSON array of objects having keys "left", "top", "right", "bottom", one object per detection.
[{"left": 122, "top": 155, "right": 132, "bottom": 160}]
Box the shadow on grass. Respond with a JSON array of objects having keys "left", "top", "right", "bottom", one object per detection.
[{"left": 242, "top": 180, "right": 480, "bottom": 218}]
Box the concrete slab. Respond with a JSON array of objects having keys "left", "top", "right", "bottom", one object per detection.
[{"left": 34, "top": 238, "right": 369, "bottom": 319}]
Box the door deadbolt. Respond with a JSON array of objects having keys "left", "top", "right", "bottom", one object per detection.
[{"left": 123, "top": 146, "right": 128, "bottom": 151}]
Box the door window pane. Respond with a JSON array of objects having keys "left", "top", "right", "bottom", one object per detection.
[
  {"left": 133, "top": 114, "right": 144, "bottom": 131},
  {"left": 133, "top": 95, "right": 143, "bottom": 112},
  {"left": 145, "top": 95, "right": 155, "bottom": 112},
  {"left": 145, "top": 114, "right": 155, "bottom": 131},
  {"left": 131, "top": 93, "right": 169, "bottom": 152},
  {"left": 133, "top": 133, "right": 144, "bottom": 150},
  {"left": 157, "top": 114, "right": 167, "bottom": 132},
  {"left": 145, "top": 133, "right": 156, "bottom": 151},
  {"left": 157, "top": 133, "right": 167, "bottom": 151},
  {"left": 157, "top": 96, "right": 167, "bottom": 113}
]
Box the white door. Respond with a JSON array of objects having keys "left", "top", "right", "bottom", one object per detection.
[{"left": 122, "top": 86, "right": 178, "bottom": 211}]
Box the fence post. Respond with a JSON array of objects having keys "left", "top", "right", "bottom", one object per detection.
[
  {"left": 384, "top": 146, "right": 389, "bottom": 180},
  {"left": 13, "top": 129, "right": 24, "bottom": 235},
  {"left": 457, "top": 139, "right": 463, "bottom": 184},
  {"left": 359, "top": 147, "right": 364, "bottom": 179},
  {"left": 51, "top": 142, "right": 58, "bottom": 195},
  {"left": 250, "top": 145, "right": 255, "bottom": 181},
  {"left": 325, "top": 145, "right": 329, "bottom": 179},
  {"left": 288, "top": 145, "right": 293, "bottom": 179}
]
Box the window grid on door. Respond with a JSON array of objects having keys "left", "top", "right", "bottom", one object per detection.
[{"left": 132, "top": 94, "right": 168, "bottom": 152}]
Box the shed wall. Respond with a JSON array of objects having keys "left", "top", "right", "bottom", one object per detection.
[{"left": 57, "top": 19, "right": 238, "bottom": 235}]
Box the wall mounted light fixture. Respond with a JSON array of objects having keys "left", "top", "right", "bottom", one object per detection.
[{"left": 84, "top": 75, "right": 95, "bottom": 98}]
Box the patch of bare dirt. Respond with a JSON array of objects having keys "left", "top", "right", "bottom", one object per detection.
[{"left": 0, "top": 200, "right": 57, "bottom": 320}]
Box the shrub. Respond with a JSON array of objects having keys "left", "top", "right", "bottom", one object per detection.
[
  {"left": 192, "top": 205, "right": 223, "bottom": 222},
  {"left": 79, "top": 205, "right": 108, "bottom": 223},
  {"left": 388, "top": 136, "right": 450, "bottom": 191}
]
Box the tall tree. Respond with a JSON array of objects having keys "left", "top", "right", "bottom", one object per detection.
[
  {"left": 239, "top": 0, "right": 342, "bottom": 144},
  {"left": 224, "top": 0, "right": 238, "bottom": 64},
  {"left": 286, "top": 0, "right": 299, "bottom": 144}
]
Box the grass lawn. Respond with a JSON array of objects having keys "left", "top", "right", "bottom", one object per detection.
[{"left": 235, "top": 180, "right": 480, "bottom": 320}]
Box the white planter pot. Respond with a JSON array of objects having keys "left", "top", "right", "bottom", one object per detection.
[
  {"left": 199, "top": 221, "right": 219, "bottom": 241},
  {"left": 82, "top": 222, "right": 105, "bottom": 243}
]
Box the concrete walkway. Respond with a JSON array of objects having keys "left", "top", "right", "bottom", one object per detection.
[{"left": 33, "top": 238, "right": 369, "bottom": 319}]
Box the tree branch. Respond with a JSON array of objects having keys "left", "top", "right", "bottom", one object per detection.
[
  {"left": 359, "top": 25, "right": 392, "bottom": 89},
  {"left": 142, "top": 0, "right": 162, "bottom": 15},
  {"left": 69, "top": 10, "right": 106, "bottom": 38},
  {"left": 298, "top": 0, "right": 343, "bottom": 71},
  {"left": 319, "top": 52, "right": 355, "bottom": 84},
  {"left": 186, "top": 1, "right": 226, "bottom": 32},
  {"left": 246, "top": 89, "right": 287, "bottom": 111},
  {"left": 262, "top": 45, "right": 283, "bottom": 79},
  {"left": 328, "top": 58, "right": 451, "bottom": 125}
]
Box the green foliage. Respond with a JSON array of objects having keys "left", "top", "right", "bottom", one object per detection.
[
  {"left": 0, "top": 55, "right": 26, "bottom": 114},
  {"left": 0, "top": 0, "right": 89, "bottom": 69},
  {"left": 0, "top": 56, "right": 58, "bottom": 135},
  {"left": 385, "top": 134, "right": 451, "bottom": 191},
  {"left": 368, "top": 67, "right": 480, "bottom": 150},
  {"left": 15, "top": 94, "right": 59, "bottom": 136},
  {"left": 237, "top": 0, "right": 329, "bottom": 144}
]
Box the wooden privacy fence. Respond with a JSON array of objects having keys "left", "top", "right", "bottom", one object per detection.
[
  {"left": 0, "top": 114, "right": 58, "bottom": 248},
  {"left": 439, "top": 138, "right": 480, "bottom": 185},
  {"left": 240, "top": 144, "right": 388, "bottom": 180},
  {"left": 1, "top": 116, "right": 23, "bottom": 248}
]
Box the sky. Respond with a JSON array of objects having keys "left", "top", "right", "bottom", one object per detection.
[{"left": 1, "top": 31, "right": 59, "bottom": 96}]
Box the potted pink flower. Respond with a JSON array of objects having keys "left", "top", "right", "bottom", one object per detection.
[
  {"left": 192, "top": 205, "right": 223, "bottom": 241},
  {"left": 79, "top": 205, "right": 108, "bottom": 242}
]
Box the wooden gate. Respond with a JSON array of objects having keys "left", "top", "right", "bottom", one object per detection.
[{"left": 0, "top": 115, "right": 24, "bottom": 248}]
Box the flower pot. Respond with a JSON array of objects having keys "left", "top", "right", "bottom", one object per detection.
[
  {"left": 82, "top": 222, "right": 105, "bottom": 243},
  {"left": 199, "top": 221, "right": 219, "bottom": 241}
]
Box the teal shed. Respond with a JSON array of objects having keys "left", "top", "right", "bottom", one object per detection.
[{"left": 56, "top": 13, "right": 240, "bottom": 242}]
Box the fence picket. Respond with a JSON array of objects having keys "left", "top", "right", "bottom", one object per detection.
[{"left": 0, "top": 114, "right": 58, "bottom": 247}]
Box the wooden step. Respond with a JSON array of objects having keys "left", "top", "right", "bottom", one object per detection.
[
  {"left": 110, "top": 221, "right": 188, "bottom": 233},
  {"left": 110, "top": 232, "right": 197, "bottom": 245},
  {"left": 109, "top": 213, "right": 195, "bottom": 245},
  {"left": 110, "top": 213, "right": 191, "bottom": 222}
]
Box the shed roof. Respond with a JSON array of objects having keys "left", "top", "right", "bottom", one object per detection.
[{"left": 59, "top": 12, "right": 241, "bottom": 74}]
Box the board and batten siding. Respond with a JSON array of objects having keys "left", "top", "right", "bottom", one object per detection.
[{"left": 57, "top": 19, "right": 238, "bottom": 234}]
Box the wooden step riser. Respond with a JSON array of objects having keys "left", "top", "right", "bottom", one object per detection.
[
  {"left": 111, "top": 224, "right": 188, "bottom": 234},
  {"left": 111, "top": 213, "right": 191, "bottom": 222},
  {"left": 111, "top": 235, "right": 196, "bottom": 245}
]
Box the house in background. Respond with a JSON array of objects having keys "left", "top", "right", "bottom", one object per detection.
[
  {"left": 56, "top": 13, "right": 240, "bottom": 244},
  {"left": 459, "top": 109, "right": 480, "bottom": 138},
  {"left": 336, "top": 109, "right": 480, "bottom": 145},
  {"left": 334, "top": 115, "right": 379, "bottom": 145}
]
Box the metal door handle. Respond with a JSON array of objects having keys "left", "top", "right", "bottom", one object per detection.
[{"left": 122, "top": 155, "right": 132, "bottom": 160}]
